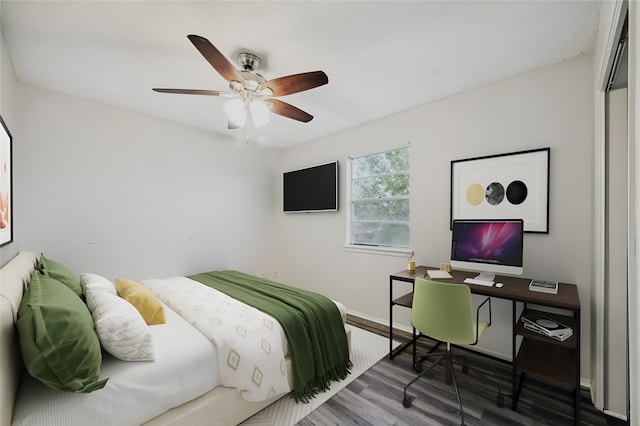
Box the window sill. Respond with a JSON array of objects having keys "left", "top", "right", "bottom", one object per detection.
[{"left": 343, "top": 245, "right": 413, "bottom": 257}]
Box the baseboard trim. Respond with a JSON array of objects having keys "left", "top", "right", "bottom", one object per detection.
[{"left": 603, "top": 409, "right": 628, "bottom": 422}]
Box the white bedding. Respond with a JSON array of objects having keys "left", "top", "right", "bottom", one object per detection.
[
  {"left": 143, "top": 276, "right": 292, "bottom": 402},
  {"left": 142, "top": 276, "right": 348, "bottom": 403},
  {"left": 11, "top": 301, "right": 219, "bottom": 426}
]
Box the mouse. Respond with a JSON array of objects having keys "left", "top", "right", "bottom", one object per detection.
[{"left": 495, "top": 283, "right": 504, "bottom": 288}]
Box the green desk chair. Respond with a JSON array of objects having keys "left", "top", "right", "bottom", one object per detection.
[{"left": 402, "top": 278, "right": 502, "bottom": 425}]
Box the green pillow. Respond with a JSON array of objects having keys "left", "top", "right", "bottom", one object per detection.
[
  {"left": 38, "top": 253, "right": 83, "bottom": 298},
  {"left": 17, "top": 271, "right": 108, "bottom": 393}
]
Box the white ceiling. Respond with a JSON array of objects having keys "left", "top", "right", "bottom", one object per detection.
[{"left": 0, "top": 1, "right": 601, "bottom": 148}]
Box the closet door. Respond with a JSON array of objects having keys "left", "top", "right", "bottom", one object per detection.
[{"left": 605, "top": 86, "right": 628, "bottom": 418}]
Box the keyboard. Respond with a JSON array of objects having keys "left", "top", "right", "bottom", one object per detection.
[{"left": 463, "top": 278, "right": 495, "bottom": 287}]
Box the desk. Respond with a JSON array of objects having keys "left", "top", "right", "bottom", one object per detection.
[{"left": 389, "top": 266, "right": 581, "bottom": 424}]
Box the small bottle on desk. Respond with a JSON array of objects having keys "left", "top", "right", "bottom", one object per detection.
[{"left": 407, "top": 252, "right": 415, "bottom": 272}]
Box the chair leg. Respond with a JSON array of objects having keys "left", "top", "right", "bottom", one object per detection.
[
  {"left": 451, "top": 352, "right": 507, "bottom": 407},
  {"left": 403, "top": 348, "right": 467, "bottom": 426},
  {"left": 402, "top": 353, "right": 446, "bottom": 407},
  {"left": 415, "top": 340, "right": 444, "bottom": 372},
  {"left": 447, "top": 354, "right": 465, "bottom": 426},
  {"left": 451, "top": 353, "right": 468, "bottom": 372},
  {"left": 409, "top": 348, "right": 467, "bottom": 425},
  {"left": 404, "top": 345, "right": 507, "bottom": 424}
]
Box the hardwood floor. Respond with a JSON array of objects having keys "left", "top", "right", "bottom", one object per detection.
[{"left": 297, "top": 316, "right": 627, "bottom": 426}]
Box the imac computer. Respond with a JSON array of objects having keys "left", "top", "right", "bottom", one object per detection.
[{"left": 450, "top": 219, "right": 524, "bottom": 284}]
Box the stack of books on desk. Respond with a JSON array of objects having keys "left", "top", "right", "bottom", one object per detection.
[
  {"left": 529, "top": 279, "right": 559, "bottom": 294},
  {"left": 521, "top": 314, "right": 573, "bottom": 342}
]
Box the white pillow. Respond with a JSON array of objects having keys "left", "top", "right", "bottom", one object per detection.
[
  {"left": 80, "top": 272, "right": 117, "bottom": 312},
  {"left": 81, "top": 273, "right": 155, "bottom": 362}
]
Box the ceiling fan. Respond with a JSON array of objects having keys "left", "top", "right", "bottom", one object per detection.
[{"left": 153, "top": 35, "right": 328, "bottom": 129}]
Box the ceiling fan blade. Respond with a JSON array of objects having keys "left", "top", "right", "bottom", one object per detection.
[
  {"left": 269, "top": 99, "right": 313, "bottom": 123},
  {"left": 187, "top": 34, "right": 245, "bottom": 84},
  {"left": 260, "top": 71, "right": 328, "bottom": 97},
  {"left": 152, "top": 88, "right": 225, "bottom": 96}
]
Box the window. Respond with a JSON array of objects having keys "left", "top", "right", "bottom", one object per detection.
[{"left": 347, "top": 146, "right": 410, "bottom": 249}]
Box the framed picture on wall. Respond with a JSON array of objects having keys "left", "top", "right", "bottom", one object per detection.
[
  {"left": 450, "top": 148, "right": 550, "bottom": 233},
  {"left": 0, "top": 115, "right": 13, "bottom": 247}
]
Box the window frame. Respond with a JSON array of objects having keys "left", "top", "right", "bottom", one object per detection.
[{"left": 344, "top": 145, "right": 412, "bottom": 256}]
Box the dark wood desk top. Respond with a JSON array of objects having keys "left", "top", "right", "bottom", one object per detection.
[{"left": 391, "top": 266, "right": 580, "bottom": 311}]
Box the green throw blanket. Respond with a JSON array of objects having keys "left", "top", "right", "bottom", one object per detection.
[{"left": 188, "top": 270, "right": 352, "bottom": 402}]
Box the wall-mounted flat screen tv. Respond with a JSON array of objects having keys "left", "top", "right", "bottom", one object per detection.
[{"left": 283, "top": 161, "right": 338, "bottom": 213}]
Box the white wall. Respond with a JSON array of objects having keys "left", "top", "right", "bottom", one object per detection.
[
  {"left": 276, "top": 54, "right": 595, "bottom": 379},
  {"left": 0, "top": 25, "right": 19, "bottom": 264},
  {"left": 6, "top": 82, "right": 280, "bottom": 281}
]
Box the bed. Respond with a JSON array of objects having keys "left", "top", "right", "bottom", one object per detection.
[{"left": 0, "top": 251, "right": 351, "bottom": 425}]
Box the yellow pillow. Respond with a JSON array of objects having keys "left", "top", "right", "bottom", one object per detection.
[{"left": 115, "top": 278, "right": 166, "bottom": 325}]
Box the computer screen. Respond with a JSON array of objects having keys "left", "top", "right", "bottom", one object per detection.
[{"left": 450, "top": 219, "right": 524, "bottom": 280}]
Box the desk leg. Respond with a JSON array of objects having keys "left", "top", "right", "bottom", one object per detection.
[
  {"left": 389, "top": 276, "right": 394, "bottom": 358},
  {"left": 512, "top": 300, "right": 517, "bottom": 411},
  {"left": 412, "top": 327, "right": 417, "bottom": 368},
  {"left": 574, "top": 310, "right": 581, "bottom": 425}
]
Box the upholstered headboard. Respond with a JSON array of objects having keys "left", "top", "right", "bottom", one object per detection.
[{"left": 0, "top": 251, "right": 38, "bottom": 426}]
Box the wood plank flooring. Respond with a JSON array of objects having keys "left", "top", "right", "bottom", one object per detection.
[{"left": 297, "top": 316, "right": 628, "bottom": 426}]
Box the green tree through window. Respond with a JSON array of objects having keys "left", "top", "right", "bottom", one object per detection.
[{"left": 349, "top": 146, "right": 409, "bottom": 247}]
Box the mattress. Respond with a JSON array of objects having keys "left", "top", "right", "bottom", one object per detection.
[{"left": 11, "top": 301, "right": 219, "bottom": 426}]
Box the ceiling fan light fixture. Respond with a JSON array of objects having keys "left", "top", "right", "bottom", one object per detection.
[
  {"left": 250, "top": 100, "right": 271, "bottom": 128},
  {"left": 154, "top": 36, "right": 327, "bottom": 130},
  {"left": 224, "top": 98, "right": 247, "bottom": 127}
]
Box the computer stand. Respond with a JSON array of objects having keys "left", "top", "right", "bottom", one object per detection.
[{"left": 473, "top": 271, "right": 495, "bottom": 282}]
